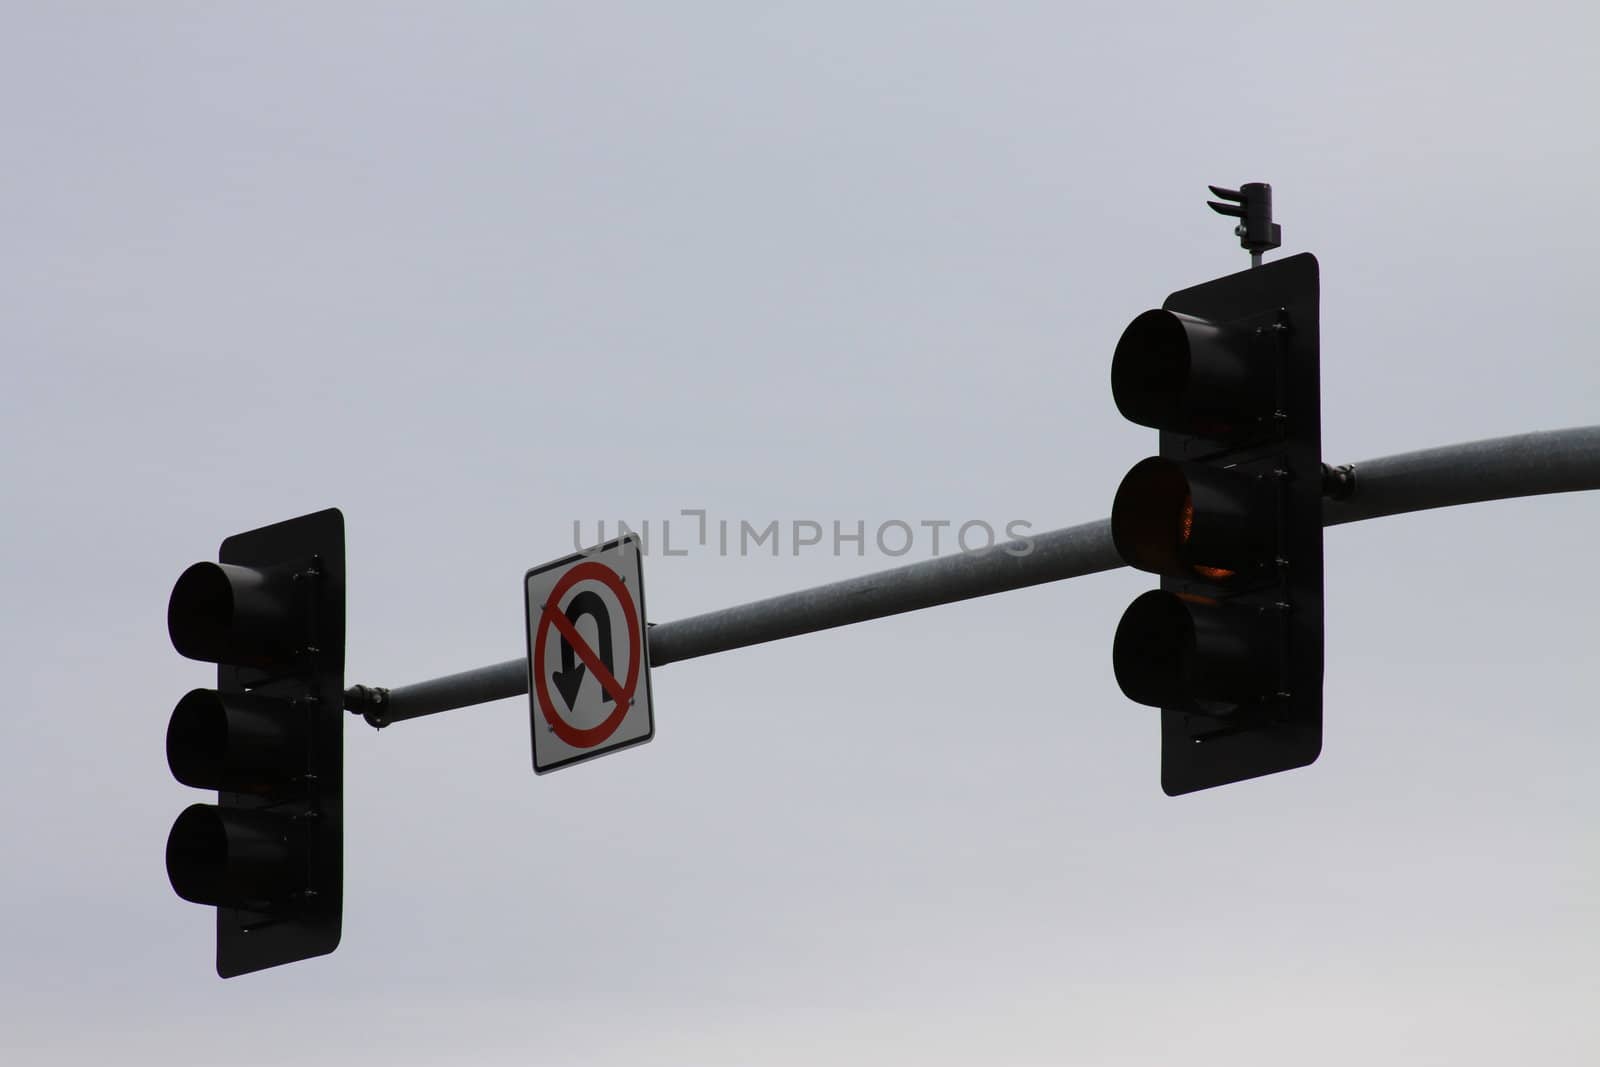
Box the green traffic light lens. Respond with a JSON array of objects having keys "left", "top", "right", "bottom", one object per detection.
[{"left": 167, "top": 689, "right": 306, "bottom": 793}]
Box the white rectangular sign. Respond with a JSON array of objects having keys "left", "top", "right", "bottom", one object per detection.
[{"left": 524, "top": 535, "right": 655, "bottom": 773}]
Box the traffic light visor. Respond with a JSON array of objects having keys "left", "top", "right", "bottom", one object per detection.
[
  {"left": 168, "top": 561, "right": 298, "bottom": 665},
  {"left": 168, "top": 689, "right": 306, "bottom": 793},
  {"left": 166, "top": 804, "right": 306, "bottom": 909},
  {"left": 1114, "top": 590, "right": 1279, "bottom": 711},
  {"left": 1113, "top": 590, "right": 1195, "bottom": 708},
  {"left": 1111, "top": 308, "right": 1271, "bottom": 435}
]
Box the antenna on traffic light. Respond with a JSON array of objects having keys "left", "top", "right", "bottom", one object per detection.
[{"left": 1207, "top": 182, "right": 1282, "bottom": 268}]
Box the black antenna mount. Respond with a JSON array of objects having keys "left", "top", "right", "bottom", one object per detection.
[{"left": 1207, "top": 182, "right": 1281, "bottom": 267}]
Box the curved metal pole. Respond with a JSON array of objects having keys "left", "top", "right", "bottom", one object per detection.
[
  {"left": 1320, "top": 426, "right": 1600, "bottom": 526},
  {"left": 349, "top": 425, "right": 1600, "bottom": 726}
]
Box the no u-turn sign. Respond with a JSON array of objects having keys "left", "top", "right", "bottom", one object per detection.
[{"left": 524, "top": 535, "right": 655, "bottom": 773}]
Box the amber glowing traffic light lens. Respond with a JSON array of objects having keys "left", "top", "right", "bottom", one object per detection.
[
  {"left": 1112, "top": 457, "right": 1193, "bottom": 577},
  {"left": 1113, "top": 457, "right": 1270, "bottom": 581}
]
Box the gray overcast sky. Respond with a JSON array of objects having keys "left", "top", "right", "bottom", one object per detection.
[{"left": 4, "top": 3, "right": 1598, "bottom": 1064}]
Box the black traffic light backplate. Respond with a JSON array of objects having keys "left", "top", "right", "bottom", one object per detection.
[
  {"left": 1156, "top": 253, "right": 1322, "bottom": 794},
  {"left": 212, "top": 509, "right": 344, "bottom": 976}
]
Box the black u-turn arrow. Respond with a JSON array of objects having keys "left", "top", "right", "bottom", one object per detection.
[{"left": 552, "top": 590, "right": 615, "bottom": 711}]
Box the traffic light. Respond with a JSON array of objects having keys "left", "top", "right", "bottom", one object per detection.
[
  {"left": 165, "top": 508, "right": 345, "bottom": 977},
  {"left": 1109, "top": 253, "right": 1322, "bottom": 794}
]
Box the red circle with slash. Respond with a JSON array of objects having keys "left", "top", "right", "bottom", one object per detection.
[{"left": 532, "top": 561, "right": 642, "bottom": 749}]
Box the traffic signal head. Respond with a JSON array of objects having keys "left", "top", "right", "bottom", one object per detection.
[
  {"left": 164, "top": 509, "right": 344, "bottom": 977},
  {"left": 1109, "top": 253, "right": 1322, "bottom": 795}
]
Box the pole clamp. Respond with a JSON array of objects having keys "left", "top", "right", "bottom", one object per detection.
[{"left": 344, "top": 684, "right": 392, "bottom": 729}]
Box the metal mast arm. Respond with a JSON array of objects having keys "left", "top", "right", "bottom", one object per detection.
[{"left": 346, "top": 425, "right": 1600, "bottom": 727}]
